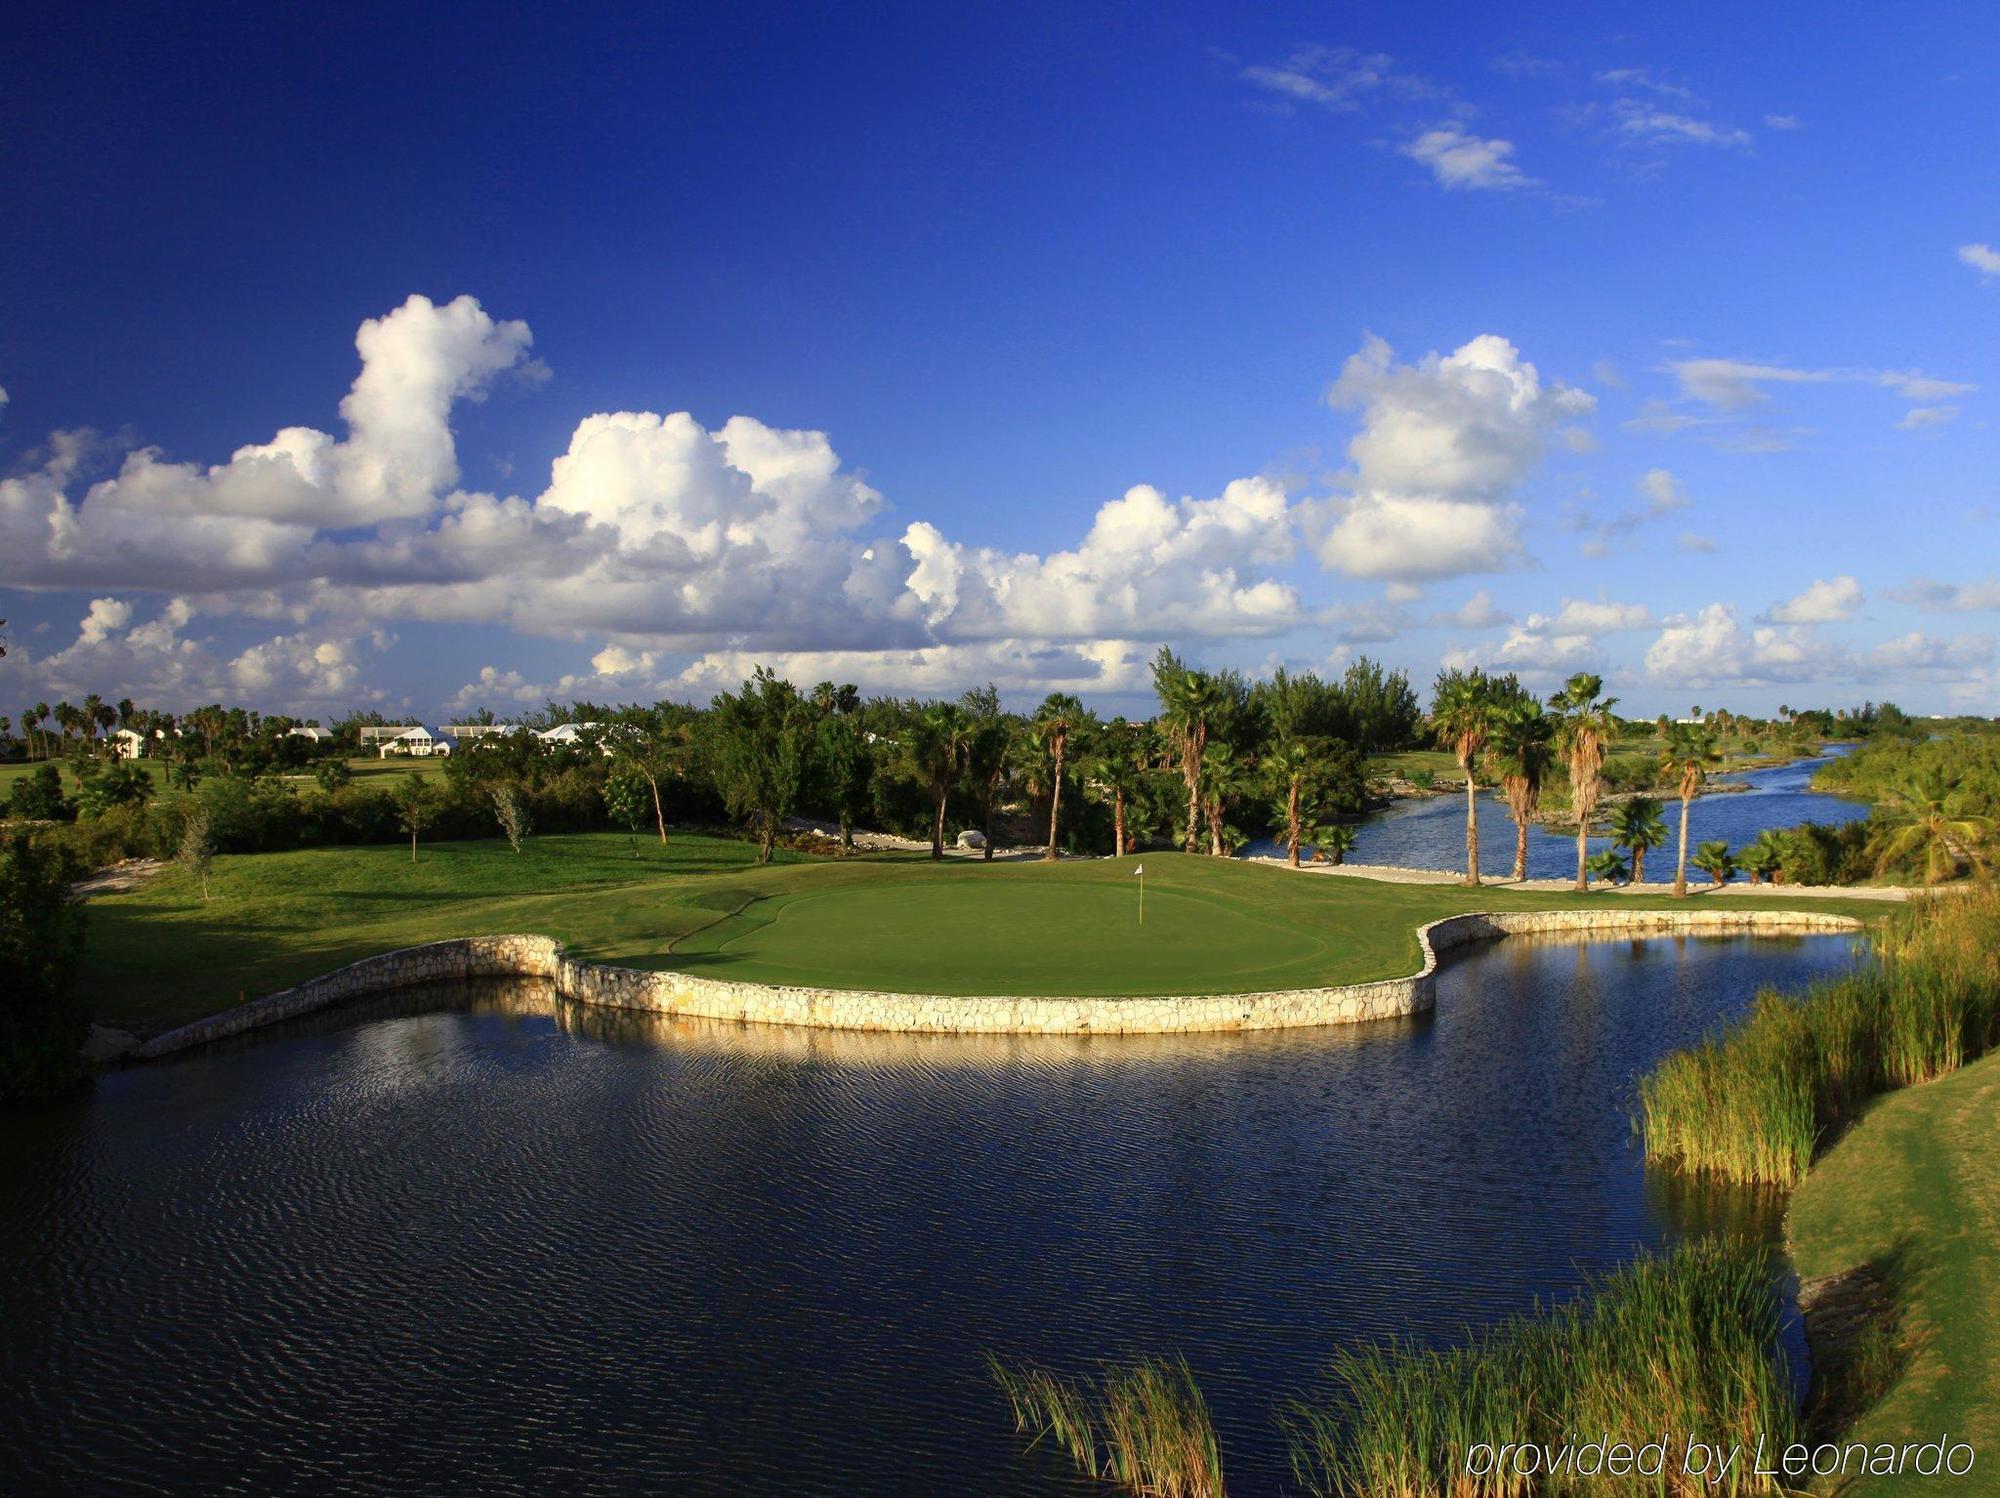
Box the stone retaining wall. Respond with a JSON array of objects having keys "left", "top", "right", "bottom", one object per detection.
[{"left": 136, "top": 908, "right": 1865, "bottom": 1058}]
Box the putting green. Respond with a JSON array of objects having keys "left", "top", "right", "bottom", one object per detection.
[{"left": 668, "top": 872, "right": 1344, "bottom": 996}]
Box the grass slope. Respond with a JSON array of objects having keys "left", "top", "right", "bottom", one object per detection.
[
  {"left": 1789, "top": 1051, "right": 2000, "bottom": 1487},
  {"left": 79, "top": 835, "right": 1884, "bottom": 1034}
]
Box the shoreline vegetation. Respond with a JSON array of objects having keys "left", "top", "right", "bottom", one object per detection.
[
  {"left": 993, "top": 1239, "right": 1802, "bottom": 1498},
  {"left": 1638, "top": 887, "right": 2000, "bottom": 1188},
  {"left": 1631, "top": 888, "right": 2000, "bottom": 1491}
]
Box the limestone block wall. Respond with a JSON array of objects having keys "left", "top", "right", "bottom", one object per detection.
[{"left": 136, "top": 907, "right": 1865, "bottom": 1058}]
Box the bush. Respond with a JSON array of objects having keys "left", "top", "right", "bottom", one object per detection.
[
  {"left": 197, "top": 775, "right": 306, "bottom": 853},
  {"left": 43, "top": 803, "right": 169, "bottom": 868},
  {"left": 1772, "top": 820, "right": 1872, "bottom": 886},
  {"left": 77, "top": 760, "right": 154, "bottom": 820},
  {"left": 0, "top": 831, "right": 90, "bottom": 1104},
  {"left": 7, "top": 764, "right": 72, "bottom": 822}
]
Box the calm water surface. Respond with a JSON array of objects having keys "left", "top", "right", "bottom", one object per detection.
[
  {"left": 1255, "top": 747, "right": 1869, "bottom": 880},
  {"left": 0, "top": 932, "right": 1861, "bottom": 1495}
]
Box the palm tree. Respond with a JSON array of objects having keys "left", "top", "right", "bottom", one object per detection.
[
  {"left": 963, "top": 715, "right": 1013, "bottom": 862},
  {"left": 904, "top": 703, "right": 972, "bottom": 861},
  {"left": 1550, "top": 672, "right": 1620, "bottom": 893},
  {"left": 1660, "top": 726, "right": 1722, "bottom": 897},
  {"left": 1869, "top": 767, "right": 1995, "bottom": 884},
  {"left": 1609, "top": 795, "right": 1668, "bottom": 884},
  {"left": 1158, "top": 664, "right": 1222, "bottom": 855},
  {"left": 1264, "top": 738, "right": 1325, "bottom": 868},
  {"left": 1032, "top": 694, "right": 1088, "bottom": 861},
  {"left": 1740, "top": 829, "right": 1787, "bottom": 885},
  {"left": 1583, "top": 849, "right": 1628, "bottom": 890},
  {"left": 1430, "top": 670, "right": 1499, "bottom": 886},
  {"left": 1085, "top": 722, "right": 1148, "bottom": 857},
  {"left": 1309, "top": 823, "right": 1359, "bottom": 865},
  {"left": 1197, "top": 742, "right": 1254, "bottom": 856},
  {"left": 83, "top": 694, "right": 116, "bottom": 754},
  {"left": 1692, "top": 839, "right": 1736, "bottom": 887},
  {"left": 1486, "top": 700, "right": 1554, "bottom": 882}
]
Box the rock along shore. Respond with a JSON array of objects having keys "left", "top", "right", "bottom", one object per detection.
[{"left": 131, "top": 906, "right": 1865, "bottom": 1058}]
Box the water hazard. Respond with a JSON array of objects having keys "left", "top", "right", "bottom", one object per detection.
[
  {"left": 1260, "top": 748, "right": 1870, "bottom": 881},
  {"left": 0, "top": 931, "right": 1861, "bottom": 1494}
]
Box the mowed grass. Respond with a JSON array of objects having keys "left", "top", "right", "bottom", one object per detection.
[
  {"left": 0, "top": 753, "right": 443, "bottom": 799},
  {"left": 1788, "top": 1050, "right": 2000, "bottom": 1492},
  {"left": 78, "top": 834, "right": 1886, "bottom": 1035}
]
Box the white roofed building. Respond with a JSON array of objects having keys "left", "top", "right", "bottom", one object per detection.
[{"left": 380, "top": 727, "right": 454, "bottom": 757}]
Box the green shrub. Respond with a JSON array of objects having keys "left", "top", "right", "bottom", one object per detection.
[
  {"left": 76, "top": 760, "right": 154, "bottom": 819},
  {"left": 7, "top": 763, "right": 72, "bottom": 822},
  {"left": 0, "top": 831, "right": 90, "bottom": 1104}
]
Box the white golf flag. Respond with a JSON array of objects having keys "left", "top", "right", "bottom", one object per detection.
[{"left": 1133, "top": 864, "right": 1144, "bottom": 876}]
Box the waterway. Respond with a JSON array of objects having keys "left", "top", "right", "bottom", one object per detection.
[
  {"left": 0, "top": 930, "right": 1863, "bottom": 1494},
  {"left": 1254, "top": 747, "right": 1869, "bottom": 881}
]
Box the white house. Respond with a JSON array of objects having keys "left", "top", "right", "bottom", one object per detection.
[
  {"left": 380, "top": 727, "right": 455, "bottom": 758},
  {"left": 445, "top": 724, "right": 522, "bottom": 747},
  {"left": 288, "top": 725, "right": 331, "bottom": 743},
  {"left": 535, "top": 722, "right": 608, "bottom": 753},
  {"left": 359, "top": 725, "right": 424, "bottom": 751},
  {"left": 111, "top": 728, "right": 147, "bottom": 759}
]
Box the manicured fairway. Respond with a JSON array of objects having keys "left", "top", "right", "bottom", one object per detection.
[
  {"left": 674, "top": 875, "right": 1339, "bottom": 995},
  {"left": 1790, "top": 1050, "right": 2000, "bottom": 1490},
  {"left": 75, "top": 833, "right": 1888, "bottom": 1034}
]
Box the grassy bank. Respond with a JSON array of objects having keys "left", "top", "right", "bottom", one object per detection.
[
  {"left": 1789, "top": 1050, "right": 2000, "bottom": 1496},
  {"left": 1639, "top": 888, "right": 2000, "bottom": 1185},
  {"left": 76, "top": 837, "right": 1884, "bottom": 1034},
  {"left": 994, "top": 1241, "right": 1798, "bottom": 1498}
]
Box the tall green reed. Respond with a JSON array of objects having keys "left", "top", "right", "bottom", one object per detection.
[
  {"left": 1641, "top": 888, "right": 1999, "bottom": 1186},
  {"left": 1285, "top": 1239, "right": 1797, "bottom": 1498},
  {"left": 991, "top": 1353, "right": 1224, "bottom": 1498}
]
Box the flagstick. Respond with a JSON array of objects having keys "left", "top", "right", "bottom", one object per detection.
[{"left": 1139, "top": 867, "right": 1145, "bottom": 926}]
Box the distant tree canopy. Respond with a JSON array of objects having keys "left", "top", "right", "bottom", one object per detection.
[{"left": 11, "top": 659, "right": 1981, "bottom": 885}]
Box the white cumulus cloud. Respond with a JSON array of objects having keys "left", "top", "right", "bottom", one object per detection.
[
  {"left": 1402, "top": 127, "right": 1538, "bottom": 191},
  {"left": 1958, "top": 243, "right": 2000, "bottom": 278},
  {"left": 1317, "top": 334, "right": 1591, "bottom": 581},
  {"left": 1766, "top": 575, "right": 1864, "bottom": 624}
]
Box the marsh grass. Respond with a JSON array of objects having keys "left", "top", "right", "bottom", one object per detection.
[
  {"left": 1640, "top": 888, "right": 2000, "bottom": 1186},
  {"left": 991, "top": 1353, "right": 1224, "bottom": 1498},
  {"left": 1284, "top": 1240, "right": 1798, "bottom": 1497}
]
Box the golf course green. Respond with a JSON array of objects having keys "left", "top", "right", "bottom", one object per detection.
[
  {"left": 670, "top": 874, "right": 1339, "bottom": 995},
  {"left": 75, "top": 831, "right": 1889, "bottom": 1033}
]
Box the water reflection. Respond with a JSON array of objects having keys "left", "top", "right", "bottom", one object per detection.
[{"left": 0, "top": 932, "right": 1860, "bottom": 1496}]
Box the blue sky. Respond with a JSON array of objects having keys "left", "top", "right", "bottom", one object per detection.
[{"left": 3, "top": 1, "right": 1998, "bottom": 721}]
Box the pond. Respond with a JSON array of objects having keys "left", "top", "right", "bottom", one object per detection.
[
  {"left": 1252, "top": 748, "right": 1869, "bottom": 881},
  {"left": 0, "top": 930, "right": 1862, "bottom": 1495}
]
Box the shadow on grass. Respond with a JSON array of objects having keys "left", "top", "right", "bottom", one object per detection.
[{"left": 1800, "top": 1234, "right": 1924, "bottom": 1449}]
